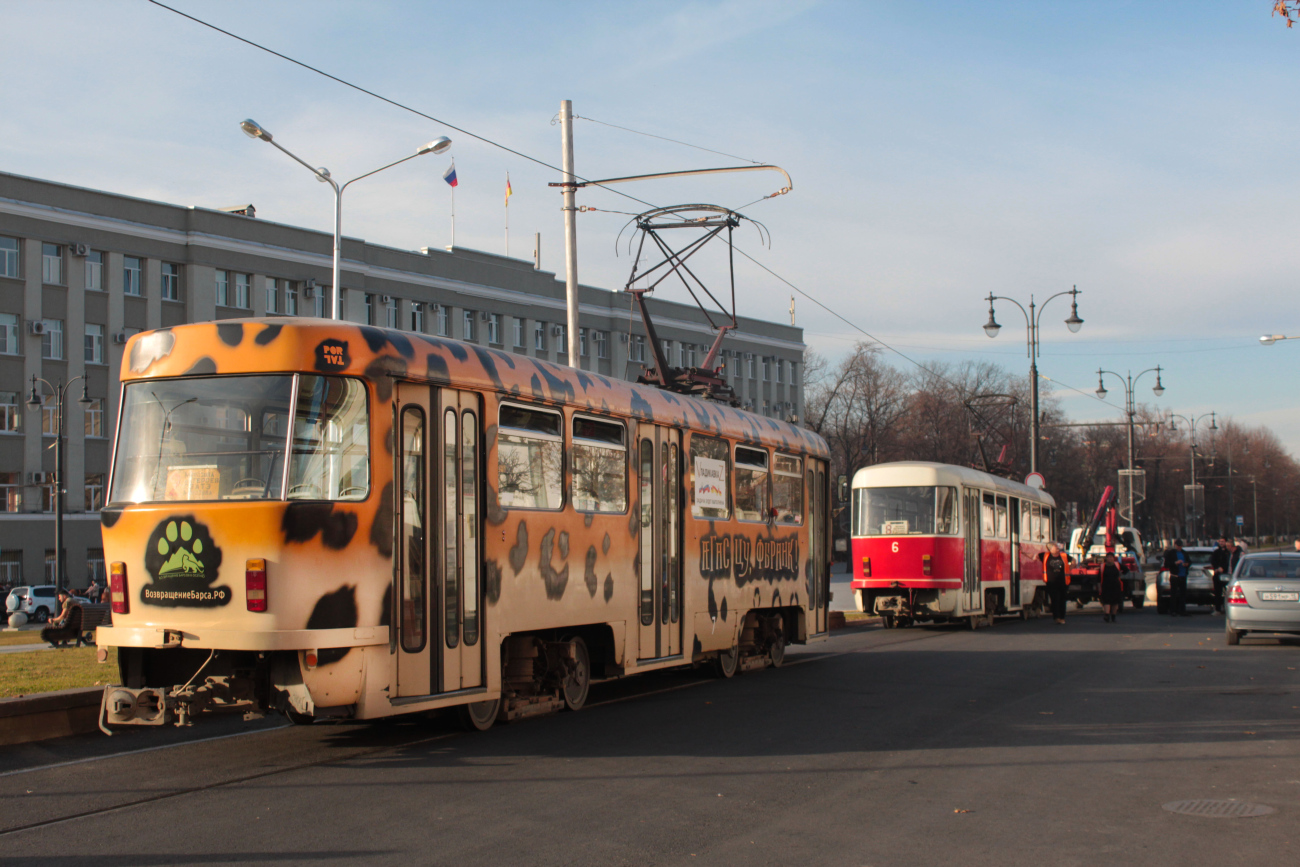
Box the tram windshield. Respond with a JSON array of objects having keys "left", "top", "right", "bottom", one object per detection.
[
  {"left": 853, "top": 486, "right": 958, "bottom": 536},
  {"left": 110, "top": 374, "right": 369, "bottom": 504}
]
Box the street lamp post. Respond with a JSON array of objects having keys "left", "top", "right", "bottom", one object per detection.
[
  {"left": 240, "top": 119, "right": 451, "bottom": 320},
  {"left": 1169, "top": 411, "right": 1218, "bottom": 541},
  {"left": 982, "top": 286, "right": 1084, "bottom": 474},
  {"left": 1095, "top": 366, "right": 1165, "bottom": 533},
  {"left": 27, "top": 375, "right": 92, "bottom": 592}
]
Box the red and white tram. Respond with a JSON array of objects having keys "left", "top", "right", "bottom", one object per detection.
[{"left": 849, "top": 462, "right": 1057, "bottom": 628}]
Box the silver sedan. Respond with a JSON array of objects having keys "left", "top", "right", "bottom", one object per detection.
[{"left": 1225, "top": 552, "right": 1300, "bottom": 645}]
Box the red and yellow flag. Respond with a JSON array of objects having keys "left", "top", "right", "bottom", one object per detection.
[{"left": 505, "top": 174, "right": 513, "bottom": 207}]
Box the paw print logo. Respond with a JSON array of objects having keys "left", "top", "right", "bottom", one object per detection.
[{"left": 143, "top": 515, "right": 227, "bottom": 607}]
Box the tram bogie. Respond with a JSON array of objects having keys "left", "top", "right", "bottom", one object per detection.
[{"left": 95, "top": 320, "right": 831, "bottom": 732}]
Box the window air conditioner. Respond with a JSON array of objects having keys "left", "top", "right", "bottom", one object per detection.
[
  {"left": 28, "top": 472, "right": 47, "bottom": 485},
  {"left": 27, "top": 321, "right": 47, "bottom": 335},
  {"left": 381, "top": 295, "right": 392, "bottom": 304},
  {"left": 551, "top": 324, "right": 563, "bottom": 336},
  {"left": 71, "top": 243, "right": 89, "bottom": 257},
  {"left": 618, "top": 333, "right": 628, "bottom": 343},
  {"left": 303, "top": 278, "right": 316, "bottom": 299},
  {"left": 112, "top": 331, "right": 130, "bottom": 345}
]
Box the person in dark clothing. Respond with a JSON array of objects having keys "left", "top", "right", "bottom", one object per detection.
[
  {"left": 1209, "top": 538, "right": 1232, "bottom": 613},
  {"left": 40, "top": 590, "right": 80, "bottom": 647},
  {"left": 1231, "top": 539, "right": 1244, "bottom": 572},
  {"left": 1099, "top": 552, "right": 1124, "bottom": 622},
  {"left": 1163, "top": 539, "right": 1190, "bottom": 616},
  {"left": 1041, "top": 541, "right": 1071, "bottom": 624}
]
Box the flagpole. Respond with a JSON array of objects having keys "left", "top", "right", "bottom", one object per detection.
[
  {"left": 451, "top": 180, "right": 456, "bottom": 249},
  {"left": 505, "top": 171, "right": 510, "bottom": 257}
]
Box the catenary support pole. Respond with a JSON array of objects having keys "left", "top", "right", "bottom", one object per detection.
[{"left": 560, "top": 100, "right": 580, "bottom": 367}]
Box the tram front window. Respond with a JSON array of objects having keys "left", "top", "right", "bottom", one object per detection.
[
  {"left": 852, "top": 486, "right": 958, "bottom": 536},
  {"left": 110, "top": 374, "right": 369, "bottom": 504}
]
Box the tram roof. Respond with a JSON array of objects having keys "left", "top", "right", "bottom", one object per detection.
[
  {"left": 850, "top": 461, "right": 1056, "bottom": 505},
  {"left": 120, "top": 318, "right": 828, "bottom": 458}
]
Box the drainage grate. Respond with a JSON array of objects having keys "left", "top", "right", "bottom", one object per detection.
[{"left": 1162, "top": 799, "right": 1276, "bottom": 819}]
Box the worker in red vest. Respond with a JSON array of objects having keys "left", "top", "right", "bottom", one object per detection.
[{"left": 1040, "top": 541, "right": 1071, "bottom": 624}]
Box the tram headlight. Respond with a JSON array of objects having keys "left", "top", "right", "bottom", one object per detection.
[
  {"left": 246, "top": 559, "right": 268, "bottom": 612},
  {"left": 109, "top": 562, "right": 129, "bottom": 615}
]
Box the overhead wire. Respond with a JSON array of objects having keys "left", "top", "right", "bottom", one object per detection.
[
  {"left": 572, "top": 115, "right": 765, "bottom": 165},
  {"left": 143, "top": 0, "right": 1144, "bottom": 419}
]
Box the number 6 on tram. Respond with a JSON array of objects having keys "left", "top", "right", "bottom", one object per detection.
[{"left": 849, "top": 462, "right": 1056, "bottom": 628}]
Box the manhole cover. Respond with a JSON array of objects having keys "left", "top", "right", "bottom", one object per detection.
[{"left": 1162, "top": 799, "right": 1275, "bottom": 818}]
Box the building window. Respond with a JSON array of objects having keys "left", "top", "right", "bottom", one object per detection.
[
  {"left": 234, "top": 273, "right": 251, "bottom": 309},
  {"left": 0, "top": 313, "right": 17, "bottom": 355},
  {"left": 41, "top": 394, "right": 57, "bottom": 435},
  {"left": 687, "top": 344, "right": 697, "bottom": 367},
  {"left": 436, "top": 304, "right": 449, "bottom": 336},
  {"left": 85, "top": 323, "right": 104, "bottom": 364},
  {"left": 411, "top": 302, "right": 425, "bottom": 333},
  {"left": 85, "top": 474, "right": 105, "bottom": 512},
  {"left": 386, "top": 296, "right": 398, "bottom": 328},
  {"left": 0, "top": 392, "right": 19, "bottom": 433},
  {"left": 534, "top": 321, "right": 546, "bottom": 351},
  {"left": 266, "top": 277, "right": 278, "bottom": 313},
  {"left": 284, "top": 280, "right": 298, "bottom": 315},
  {"left": 556, "top": 324, "right": 567, "bottom": 354},
  {"left": 761, "top": 357, "right": 771, "bottom": 382},
  {"left": 463, "top": 310, "right": 475, "bottom": 341},
  {"left": 630, "top": 334, "right": 645, "bottom": 362},
  {"left": 45, "top": 550, "right": 56, "bottom": 580},
  {"left": 595, "top": 330, "right": 608, "bottom": 359},
  {"left": 776, "top": 358, "right": 785, "bottom": 384},
  {"left": 161, "top": 262, "right": 181, "bottom": 301},
  {"left": 123, "top": 256, "right": 142, "bottom": 296},
  {"left": 85, "top": 251, "right": 103, "bottom": 291},
  {"left": 313, "top": 286, "right": 327, "bottom": 318},
  {"left": 0, "top": 476, "right": 20, "bottom": 514},
  {"left": 0, "top": 237, "right": 18, "bottom": 278},
  {"left": 86, "top": 548, "right": 105, "bottom": 585},
  {"left": 84, "top": 398, "right": 104, "bottom": 438},
  {"left": 487, "top": 312, "right": 501, "bottom": 345},
  {"left": 514, "top": 317, "right": 525, "bottom": 348},
  {"left": 747, "top": 354, "right": 756, "bottom": 379},
  {"left": 42, "top": 243, "right": 63, "bottom": 285},
  {"left": 216, "top": 271, "right": 229, "bottom": 306},
  {"left": 42, "top": 319, "right": 64, "bottom": 360},
  {"left": 579, "top": 328, "right": 588, "bottom": 357}
]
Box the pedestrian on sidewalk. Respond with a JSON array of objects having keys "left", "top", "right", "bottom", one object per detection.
[
  {"left": 1100, "top": 552, "right": 1124, "bottom": 622},
  {"left": 1041, "top": 541, "right": 1071, "bottom": 624},
  {"left": 1210, "top": 538, "right": 1231, "bottom": 614}
]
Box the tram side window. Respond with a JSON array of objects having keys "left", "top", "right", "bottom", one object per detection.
[
  {"left": 289, "top": 376, "right": 370, "bottom": 500},
  {"left": 982, "top": 492, "right": 996, "bottom": 538},
  {"left": 1030, "top": 503, "right": 1042, "bottom": 541},
  {"left": 772, "top": 453, "right": 803, "bottom": 524},
  {"left": 571, "top": 415, "right": 627, "bottom": 513},
  {"left": 734, "top": 446, "right": 770, "bottom": 522},
  {"left": 995, "top": 494, "right": 1008, "bottom": 539},
  {"left": 935, "top": 486, "right": 958, "bottom": 534},
  {"left": 497, "top": 403, "right": 563, "bottom": 510},
  {"left": 1020, "top": 499, "right": 1032, "bottom": 540},
  {"left": 1042, "top": 507, "right": 1053, "bottom": 541},
  {"left": 689, "top": 434, "right": 730, "bottom": 520}
]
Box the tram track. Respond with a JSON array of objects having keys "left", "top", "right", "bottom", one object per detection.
[{"left": 0, "top": 621, "right": 954, "bottom": 839}]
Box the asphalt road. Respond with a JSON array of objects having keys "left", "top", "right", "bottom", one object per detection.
[{"left": 2, "top": 605, "right": 1298, "bottom": 867}]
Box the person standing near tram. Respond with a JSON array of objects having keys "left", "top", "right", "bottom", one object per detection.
[{"left": 1041, "top": 541, "right": 1071, "bottom": 624}]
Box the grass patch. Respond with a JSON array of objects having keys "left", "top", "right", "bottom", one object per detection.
[
  {"left": 0, "top": 630, "right": 48, "bottom": 647},
  {"left": 0, "top": 647, "right": 117, "bottom": 699}
]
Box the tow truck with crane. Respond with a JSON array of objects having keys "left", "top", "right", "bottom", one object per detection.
[{"left": 1067, "top": 485, "right": 1147, "bottom": 609}]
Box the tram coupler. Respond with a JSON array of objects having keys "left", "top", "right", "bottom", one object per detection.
[
  {"left": 873, "top": 594, "right": 912, "bottom": 620},
  {"left": 100, "top": 675, "right": 258, "bottom": 733}
]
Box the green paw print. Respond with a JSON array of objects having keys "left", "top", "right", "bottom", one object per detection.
[{"left": 158, "top": 520, "right": 203, "bottom": 556}]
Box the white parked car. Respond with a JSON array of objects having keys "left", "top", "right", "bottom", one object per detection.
[{"left": 5, "top": 585, "right": 64, "bottom": 623}]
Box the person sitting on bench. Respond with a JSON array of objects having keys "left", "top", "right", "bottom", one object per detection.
[{"left": 40, "top": 590, "right": 81, "bottom": 647}]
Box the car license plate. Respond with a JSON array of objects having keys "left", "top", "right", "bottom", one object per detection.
[{"left": 1259, "top": 591, "right": 1300, "bottom": 602}]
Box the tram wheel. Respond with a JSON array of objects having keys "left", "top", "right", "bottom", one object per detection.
[
  {"left": 713, "top": 643, "right": 739, "bottom": 678},
  {"left": 768, "top": 635, "right": 786, "bottom": 668},
  {"left": 458, "top": 698, "right": 501, "bottom": 731},
  {"left": 562, "top": 636, "right": 590, "bottom": 711},
  {"left": 882, "top": 614, "right": 896, "bottom": 629},
  {"left": 967, "top": 614, "right": 980, "bottom": 630}
]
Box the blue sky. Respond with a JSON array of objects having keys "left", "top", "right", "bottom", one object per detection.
[{"left": 4, "top": 1, "right": 1299, "bottom": 461}]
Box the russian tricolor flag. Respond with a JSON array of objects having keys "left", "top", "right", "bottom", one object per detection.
[{"left": 442, "top": 162, "right": 458, "bottom": 188}]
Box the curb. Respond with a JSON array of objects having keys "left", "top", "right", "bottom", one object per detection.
[{"left": 0, "top": 687, "right": 102, "bottom": 746}]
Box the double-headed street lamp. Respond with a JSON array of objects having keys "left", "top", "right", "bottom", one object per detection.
[
  {"left": 1096, "top": 366, "right": 1166, "bottom": 530},
  {"left": 982, "top": 286, "right": 1084, "bottom": 474},
  {"left": 240, "top": 119, "right": 451, "bottom": 320},
  {"left": 27, "top": 375, "right": 93, "bottom": 592},
  {"left": 1169, "top": 410, "right": 1217, "bottom": 540}
]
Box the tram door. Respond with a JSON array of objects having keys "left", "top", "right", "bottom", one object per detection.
[
  {"left": 808, "top": 461, "right": 830, "bottom": 635},
  {"left": 1009, "top": 499, "right": 1022, "bottom": 607},
  {"left": 962, "top": 487, "right": 981, "bottom": 612},
  {"left": 637, "top": 424, "right": 682, "bottom": 660},
  {"left": 394, "top": 383, "right": 483, "bottom": 698}
]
